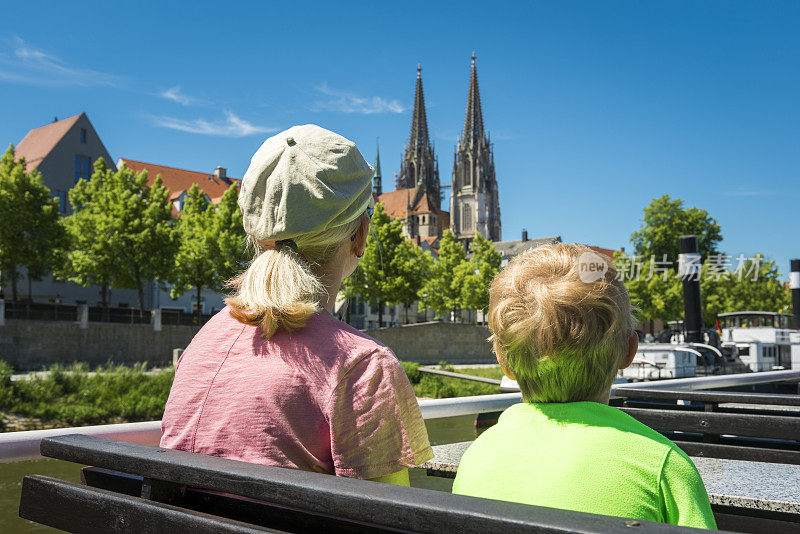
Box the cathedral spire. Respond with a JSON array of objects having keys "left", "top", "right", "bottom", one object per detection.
[
  {"left": 409, "top": 64, "right": 431, "bottom": 155},
  {"left": 372, "top": 139, "right": 382, "bottom": 196},
  {"left": 461, "top": 52, "right": 485, "bottom": 146}
]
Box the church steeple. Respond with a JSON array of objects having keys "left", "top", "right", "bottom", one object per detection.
[
  {"left": 396, "top": 65, "right": 440, "bottom": 206},
  {"left": 372, "top": 139, "right": 382, "bottom": 196},
  {"left": 462, "top": 53, "right": 485, "bottom": 146},
  {"left": 451, "top": 52, "right": 501, "bottom": 246},
  {"left": 409, "top": 65, "right": 431, "bottom": 155}
]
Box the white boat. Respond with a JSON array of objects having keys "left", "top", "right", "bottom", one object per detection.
[{"left": 718, "top": 311, "right": 800, "bottom": 372}]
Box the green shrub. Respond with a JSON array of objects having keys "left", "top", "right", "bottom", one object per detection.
[{"left": 400, "top": 361, "right": 421, "bottom": 384}]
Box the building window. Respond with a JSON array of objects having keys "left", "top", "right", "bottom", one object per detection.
[
  {"left": 75, "top": 155, "right": 92, "bottom": 183},
  {"left": 80, "top": 128, "right": 87, "bottom": 143},
  {"left": 463, "top": 205, "right": 472, "bottom": 231},
  {"left": 52, "top": 190, "right": 69, "bottom": 213}
]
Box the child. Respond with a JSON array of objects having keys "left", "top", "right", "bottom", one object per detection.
[{"left": 452, "top": 244, "right": 716, "bottom": 529}]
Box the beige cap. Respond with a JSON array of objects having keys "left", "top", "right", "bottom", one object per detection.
[{"left": 238, "top": 124, "right": 374, "bottom": 242}]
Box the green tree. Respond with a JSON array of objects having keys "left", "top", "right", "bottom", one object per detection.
[
  {"left": 169, "top": 185, "right": 223, "bottom": 323},
  {"left": 631, "top": 195, "right": 722, "bottom": 263},
  {"left": 420, "top": 230, "right": 467, "bottom": 320},
  {"left": 341, "top": 203, "right": 405, "bottom": 327},
  {"left": 0, "top": 145, "right": 63, "bottom": 300},
  {"left": 392, "top": 236, "right": 432, "bottom": 324},
  {"left": 214, "top": 184, "right": 247, "bottom": 282},
  {"left": 58, "top": 160, "right": 176, "bottom": 314},
  {"left": 455, "top": 234, "right": 502, "bottom": 322},
  {"left": 57, "top": 159, "right": 118, "bottom": 309}
]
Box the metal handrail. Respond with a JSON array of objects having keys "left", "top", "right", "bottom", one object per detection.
[{"left": 1, "top": 370, "right": 798, "bottom": 463}]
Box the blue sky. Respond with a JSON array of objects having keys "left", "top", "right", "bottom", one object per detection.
[{"left": 2, "top": 1, "right": 798, "bottom": 278}]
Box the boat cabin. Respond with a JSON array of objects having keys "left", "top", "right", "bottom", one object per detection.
[{"left": 718, "top": 311, "right": 800, "bottom": 372}]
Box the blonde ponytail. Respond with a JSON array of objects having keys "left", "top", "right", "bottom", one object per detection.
[{"left": 226, "top": 216, "right": 364, "bottom": 339}]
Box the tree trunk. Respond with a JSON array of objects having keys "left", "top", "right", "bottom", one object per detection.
[
  {"left": 101, "top": 282, "right": 109, "bottom": 322},
  {"left": 10, "top": 266, "right": 18, "bottom": 301},
  {"left": 134, "top": 265, "right": 145, "bottom": 317},
  {"left": 378, "top": 300, "right": 383, "bottom": 328},
  {"left": 344, "top": 299, "right": 351, "bottom": 325},
  {"left": 27, "top": 272, "right": 32, "bottom": 301},
  {"left": 196, "top": 285, "right": 202, "bottom": 325}
]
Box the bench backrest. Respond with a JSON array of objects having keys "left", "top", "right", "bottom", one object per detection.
[{"left": 19, "top": 434, "right": 716, "bottom": 534}]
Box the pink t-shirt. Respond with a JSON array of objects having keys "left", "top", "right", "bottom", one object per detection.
[{"left": 160, "top": 308, "right": 432, "bottom": 479}]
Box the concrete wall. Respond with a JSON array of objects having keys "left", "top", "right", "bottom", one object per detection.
[
  {"left": 364, "top": 321, "right": 495, "bottom": 364},
  {"left": 0, "top": 320, "right": 199, "bottom": 370}
]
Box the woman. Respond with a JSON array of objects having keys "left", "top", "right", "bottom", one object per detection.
[{"left": 161, "top": 125, "right": 432, "bottom": 485}]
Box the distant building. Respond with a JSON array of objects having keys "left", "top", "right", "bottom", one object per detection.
[
  {"left": 15, "top": 113, "right": 116, "bottom": 215},
  {"left": 379, "top": 66, "right": 449, "bottom": 249},
  {"left": 450, "top": 54, "right": 501, "bottom": 248},
  {"left": 117, "top": 159, "right": 235, "bottom": 215}
]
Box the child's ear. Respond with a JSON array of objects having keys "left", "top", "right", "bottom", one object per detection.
[
  {"left": 496, "top": 354, "right": 516, "bottom": 380},
  {"left": 619, "top": 333, "right": 638, "bottom": 370}
]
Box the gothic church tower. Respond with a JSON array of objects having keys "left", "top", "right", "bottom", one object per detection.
[
  {"left": 395, "top": 66, "right": 440, "bottom": 208},
  {"left": 451, "top": 54, "right": 501, "bottom": 247}
]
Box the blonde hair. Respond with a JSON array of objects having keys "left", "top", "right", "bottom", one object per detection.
[
  {"left": 488, "top": 243, "right": 635, "bottom": 403},
  {"left": 226, "top": 216, "right": 363, "bottom": 339}
]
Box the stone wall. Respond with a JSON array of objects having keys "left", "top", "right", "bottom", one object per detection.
[
  {"left": 0, "top": 319, "right": 496, "bottom": 370},
  {"left": 0, "top": 320, "right": 199, "bottom": 370},
  {"left": 364, "top": 321, "right": 495, "bottom": 364}
]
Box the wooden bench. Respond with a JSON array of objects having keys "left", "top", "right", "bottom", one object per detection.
[
  {"left": 610, "top": 389, "right": 800, "bottom": 465},
  {"left": 18, "top": 434, "right": 717, "bottom": 534}
]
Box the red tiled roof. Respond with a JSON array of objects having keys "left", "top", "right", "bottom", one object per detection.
[
  {"left": 118, "top": 158, "right": 231, "bottom": 201},
  {"left": 587, "top": 245, "right": 617, "bottom": 260},
  {"left": 15, "top": 113, "right": 84, "bottom": 172},
  {"left": 378, "top": 188, "right": 413, "bottom": 219}
]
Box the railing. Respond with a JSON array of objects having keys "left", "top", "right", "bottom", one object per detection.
[
  {"left": 1, "top": 370, "right": 798, "bottom": 463},
  {"left": 2, "top": 301, "right": 212, "bottom": 326}
]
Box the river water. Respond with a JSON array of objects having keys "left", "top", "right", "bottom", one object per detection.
[{"left": 0, "top": 414, "right": 479, "bottom": 532}]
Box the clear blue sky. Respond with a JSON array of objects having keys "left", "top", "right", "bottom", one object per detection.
[{"left": 2, "top": 1, "right": 798, "bottom": 278}]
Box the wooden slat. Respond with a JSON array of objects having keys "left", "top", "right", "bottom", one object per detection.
[
  {"left": 19, "top": 475, "right": 283, "bottom": 533},
  {"left": 672, "top": 441, "right": 800, "bottom": 465},
  {"left": 620, "top": 407, "right": 800, "bottom": 441},
  {"left": 38, "top": 434, "right": 711, "bottom": 534},
  {"left": 615, "top": 388, "right": 800, "bottom": 406}
]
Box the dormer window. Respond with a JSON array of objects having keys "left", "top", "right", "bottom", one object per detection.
[{"left": 80, "top": 128, "right": 87, "bottom": 143}]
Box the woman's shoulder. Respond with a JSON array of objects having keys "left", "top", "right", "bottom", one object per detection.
[{"left": 303, "top": 314, "right": 390, "bottom": 354}]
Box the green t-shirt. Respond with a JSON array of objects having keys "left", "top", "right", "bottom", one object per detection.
[{"left": 452, "top": 402, "right": 716, "bottom": 530}]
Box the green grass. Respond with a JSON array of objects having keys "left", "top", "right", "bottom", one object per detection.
[
  {"left": 0, "top": 361, "right": 174, "bottom": 430},
  {"left": 402, "top": 362, "right": 503, "bottom": 399},
  {"left": 0, "top": 360, "right": 503, "bottom": 431}
]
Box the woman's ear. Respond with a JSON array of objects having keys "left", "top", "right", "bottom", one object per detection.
[{"left": 352, "top": 213, "right": 370, "bottom": 257}]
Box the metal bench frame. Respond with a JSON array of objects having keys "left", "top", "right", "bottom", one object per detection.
[{"left": 19, "top": 434, "right": 717, "bottom": 534}]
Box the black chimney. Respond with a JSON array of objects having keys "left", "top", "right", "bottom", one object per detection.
[
  {"left": 679, "top": 235, "right": 703, "bottom": 343},
  {"left": 791, "top": 259, "right": 800, "bottom": 329},
  {"left": 522, "top": 229, "right": 528, "bottom": 242}
]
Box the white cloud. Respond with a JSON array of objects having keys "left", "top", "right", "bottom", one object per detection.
[
  {"left": 159, "top": 86, "right": 206, "bottom": 106},
  {"left": 312, "top": 83, "right": 405, "bottom": 114},
  {"left": 0, "top": 37, "right": 120, "bottom": 87},
  {"left": 149, "top": 110, "right": 276, "bottom": 137}
]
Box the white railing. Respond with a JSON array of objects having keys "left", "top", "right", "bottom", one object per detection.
[{"left": 1, "top": 370, "right": 797, "bottom": 463}]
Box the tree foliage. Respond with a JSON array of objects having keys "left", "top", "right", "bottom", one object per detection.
[
  {"left": 455, "top": 233, "right": 503, "bottom": 315},
  {"left": 0, "top": 144, "right": 63, "bottom": 300},
  {"left": 59, "top": 160, "right": 176, "bottom": 312},
  {"left": 341, "top": 203, "right": 408, "bottom": 326},
  {"left": 420, "top": 230, "right": 467, "bottom": 319},
  {"left": 631, "top": 195, "right": 722, "bottom": 262}
]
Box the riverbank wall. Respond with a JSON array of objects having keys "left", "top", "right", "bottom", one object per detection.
[{"left": 0, "top": 319, "right": 494, "bottom": 370}]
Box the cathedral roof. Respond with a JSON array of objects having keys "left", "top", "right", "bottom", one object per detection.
[
  {"left": 461, "top": 53, "right": 486, "bottom": 147},
  {"left": 408, "top": 65, "right": 431, "bottom": 155}
]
